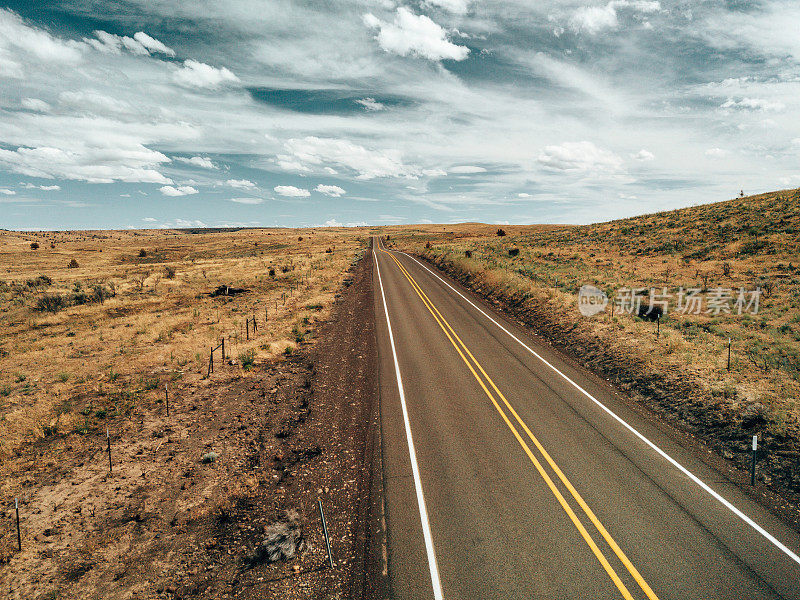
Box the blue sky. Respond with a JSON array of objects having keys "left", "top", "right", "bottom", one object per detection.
[{"left": 0, "top": 1, "right": 799, "bottom": 230}]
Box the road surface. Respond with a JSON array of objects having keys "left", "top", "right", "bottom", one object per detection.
[{"left": 372, "top": 237, "right": 800, "bottom": 599}]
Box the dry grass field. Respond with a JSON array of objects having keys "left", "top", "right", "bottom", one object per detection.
[
  {"left": 0, "top": 226, "right": 382, "bottom": 598},
  {"left": 389, "top": 189, "right": 800, "bottom": 497},
  {"left": 0, "top": 227, "right": 367, "bottom": 460}
]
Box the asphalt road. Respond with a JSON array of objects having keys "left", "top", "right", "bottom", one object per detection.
[{"left": 372, "top": 237, "right": 800, "bottom": 600}]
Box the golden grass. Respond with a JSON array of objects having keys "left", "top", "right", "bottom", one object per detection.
[{"left": 0, "top": 227, "right": 368, "bottom": 458}]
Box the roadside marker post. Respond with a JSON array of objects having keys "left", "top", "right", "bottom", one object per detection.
[
  {"left": 15, "top": 498, "right": 21, "bottom": 551},
  {"left": 317, "top": 499, "right": 334, "bottom": 569},
  {"left": 106, "top": 429, "right": 113, "bottom": 473},
  {"left": 727, "top": 338, "right": 732, "bottom": 371},
  {"left": 751, "top": 435, "right": 758, "bottom": 486}
]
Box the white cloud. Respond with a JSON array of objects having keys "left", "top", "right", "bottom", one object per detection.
[
  {"left": 0, "top": 188, "right": 16, "bottom": 195},
  {"left": 356, "top": 97, "right": 385, "bottom": 111},
  {"left": 21, "top": 98, "right": 50, "bottom": 112},
  {"left": 176, "top": 156, "right": 216, "bottom": 169},
  {"left": 424, "top": 0, "right": 471, "bottom": 15},
  {"left": 274, "top": 185, "right": 311, "bottom": 197},
  {"left": 22, "top": 183, "right": 60, "bottom": 190},
  {"left": 705, "top": 148, "right": 730, "bottom": 158},
  {"left": 538, "top": 141, "right": 624, "bottom": 173},
  {"left": 174, "top": 60, "right": 239, "bottom": 88},
  {"left": 449, "top": 165, "right": 486, "bottom": 174},
  {"left": 227, "top": 179, "right": 256, "bottom": 189},
  {"left": 315, "top": 184, "right": 346, "bottom": 197},
  {"left": 0, "top": 9, "right": 83, "bottom": 74},
  {"left": 0, "top": 144, "right": 174, "bottom": 184},
  {"left": 228, "top": 197, "right": 264, "bottom": 204},
  {"left": 571, "top": 1, "right": 661, "bottom": 34},
  {"left": 85, "top": 30, "right": 149, "bottom": 55},
  {"left": 422, "top": 168, "right": 447, "bottom": 177},
  {"left": 720, "top": 98, "right": 785, "bottom": 112},
  {"left": 59, "top": 90, "right": 133, "bottom": 115},
  {"left": 283, "top": 136, "right": 416, "bottom": 179},
  {"left": 143, "top": 217, "right": 157, "bottom": 222},
  {"left": 517, "top": 192, "right": 532, "bottom": 198},
  {"left": 633, "top": 149, "right": 655, "bottom": 161},
  {"left": 160, "top": 185, "right": 198, "bottom": 196},
  {"left": 132, "top": 32, "right": 175, "bottom": 57},
  {"left": 363, "top": 7, "right": 469, "bottom": 61}
]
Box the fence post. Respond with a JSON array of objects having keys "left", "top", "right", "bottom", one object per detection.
[
  {"left": 253, "top": 315, "right": 257, "bottom": 333},
  {"left": 15, "top": 498, "right": 21, "bottom": 551},
  {"left": 221, "top": 337, "right": 225, "bottom": 361},
  {"left": 727, "top": 338, "right": 731, "bottom": 371},
  {"left": 317, "top": 499, "right": 334, "bottom": 569},
  {"left": 165, "top": 383, "right": 169, "bottom": 417},
  {"left": 208, "top": 347, "right": 213, "bottom": 376},
  {"left": 246, "top": 319, "right": 249, "bottom": 341},
  {"left": 106, "top": 429, "right": 113, "bottom": 473}
]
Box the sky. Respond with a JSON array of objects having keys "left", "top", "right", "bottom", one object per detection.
[{"left": 0, "top": 0, "right": 799, "bottom": 230}]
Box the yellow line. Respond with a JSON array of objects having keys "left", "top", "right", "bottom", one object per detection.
[{"left": 379, "top": 243, "right": 659, "bottom": 600}]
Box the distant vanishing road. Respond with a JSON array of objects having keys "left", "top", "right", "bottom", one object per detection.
[{"left": 372, "top": 237, "right": 800, "bottom": 600}]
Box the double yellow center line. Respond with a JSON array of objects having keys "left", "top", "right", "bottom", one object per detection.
[{"left": 379, "top": 244, "right": 659, "bottom": 600}]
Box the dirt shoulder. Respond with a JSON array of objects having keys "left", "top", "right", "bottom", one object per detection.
[{"left": 1, "top": 250, "right": 381, "bottom": 599}]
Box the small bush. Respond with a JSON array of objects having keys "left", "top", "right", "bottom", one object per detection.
[
  {"left": 425, "top": 241, "right": 431, "bottom": 249},
  {"left": 465, "top": 250, "right": 472, "bottom": 258},
  {"left": 138, "top": 249, "right": 147, "bottom": 257},
  {"left": 58, "top": 372, "right": 70, "bottom": 382},
  {"left": 164, "top": 265, "right": 176, "bottom": 279},
  {"left": 30, "top": 242, "right": 39, "bottom": 250},
  {"left": 201, "top": 451, "right": 219, "bottom": 464},
  {"left": 269, "top": 268, "right": 276, "bottom": 277},
  {"left": 67, "top": 258, "right": 79, "bottom": 268},
  {"left": 325, "top": 247, "right": 333, "bottom": 253},
  {"left": 508, "top": 248, "right": 520, "bottom": 257},
  {"left": 35, "top": 294, "right": 67, "bottom": 312},
  {"left": 496, "top": 228, "right": 506, "bottom": 237},
  {"left": 239, "top": 349, "right": 256, "bottom": 370}
]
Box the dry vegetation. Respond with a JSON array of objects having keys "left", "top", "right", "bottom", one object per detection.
[
  {"left": 389, "top": 189, "right": 800, "bottom": 497},
  {"left": 0, "top": 227, "right": 366, "bottom": 459}
]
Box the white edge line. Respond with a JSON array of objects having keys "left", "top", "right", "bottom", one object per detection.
[
  {"left": 375, "top": 240, "right": 445, "bottom": 599},
  {"left": 401, "top": 249, "right": 800, "bottom": 568}
]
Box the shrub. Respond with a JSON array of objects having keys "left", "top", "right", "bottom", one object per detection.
[
  {"left": 67, "top": 258, "right": 79, "bottom": 268},
  {"left": 425, "top": 241, "right": 431, "bottom": 249},
  {"left": 508, "top": 248, "right": 520, "bottom": 257},
  {"left": 239, "top": 349, "right": 256, "bottom": 370},
  {"left": 138, "top": 249, "right": 147, "bottom": 257},
  {"left": 30, "top": 242, "right": 39, "bottom": 250},
  {"left": 269, "top": 268, "right": 276, "bottom": 277},
  {"left": 164, "top": 265, "right": 176, "bottom": 279},
  {"left": 496, "top": 228, "right": 506, "bottom": 237},
  {"left": 201, "top": 451, "right": 218, "bottom": 464},
  {"left": 58, "top": 373, "right": 70, "bottom": 382},
  {"left": 325, "top": 247, "right": 333, "bottom": 254},
  {"left": 35, "top": 293, "right": 67, "bottom": 312},
  {"left": 465, "top": 250, "right": 472, "bottom": 258}
]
